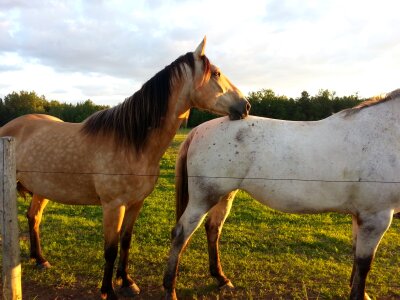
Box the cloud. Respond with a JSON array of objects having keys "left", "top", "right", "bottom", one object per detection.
[
  {"left": 1, "top": 1, "right": 193, "bottom": 80},
  {"left": 0, "top": 0, "right": 268, "bottom": 80},
  {"left": 0, "top": 0, "right": 400, "bottom": 105}
]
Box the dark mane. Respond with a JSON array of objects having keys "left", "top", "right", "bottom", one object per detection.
[
  {"left": 343, "top": 89, "right": 400, "bottom": 117},
  {"left": 81, "top": 52, "right": 210, "bottom": 152}
]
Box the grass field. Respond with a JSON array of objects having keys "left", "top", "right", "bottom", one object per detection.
[{"left": 6, "top": 129, "right": 400, "bottom": 299}]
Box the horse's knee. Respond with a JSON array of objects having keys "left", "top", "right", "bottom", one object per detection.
[
  {"left": 120, "top": 232, "right": 132, "bottom": 250},
  {"left": 104, "top": 244, "right": 118, "bottom": 262},
  {"left": 171, "top": 223, "right": 185, "bottom": 246}
]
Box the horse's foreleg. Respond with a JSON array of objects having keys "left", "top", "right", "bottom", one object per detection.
[
  {"left": 101, "top": 203, "right": 126, "bottom": 300},
  {"left": 350, "top": 210, "right": 393, "bottom": 300},
  {"left": 116, "top": 200, "right": 144, "bottom": 297},
  {"left": 205, "top": 191, "right": 237, "bottom": 289},
  {"left": 163, "top": 205, "right": 211, "bottom": 300},
  {"left": 26, "top": 194, "right": 50, "bottom": 268}
]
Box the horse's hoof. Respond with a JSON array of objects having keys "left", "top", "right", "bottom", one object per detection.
[
  {"left": 219, "top": 280, "right": 235, "bottom": 291},
  {"left": 36, "top": 261, "right": 51, "bottom": 269},
  {"left": 101, "top": 291, "right": 118, "bottom": 300},
  {"left": 119, "top": 283, "right": 140, "bottom": 297},
  {"left": 164, "top": 290, "right": 177, "bottom": 300}
]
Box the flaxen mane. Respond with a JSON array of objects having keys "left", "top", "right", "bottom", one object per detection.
[
  {"left": 343, "top": 89, "right": 400, "bottom": 117},
  {"left": 82, "top": 53, "right": 210, "bottom": 152}
]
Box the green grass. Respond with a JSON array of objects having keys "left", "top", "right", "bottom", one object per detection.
[{"left": 7, "top": 128, "right": 400, "bottom": 299}]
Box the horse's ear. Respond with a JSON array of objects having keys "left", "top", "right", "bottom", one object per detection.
[{"left": 194, "top": 36, "right": 206, "bottom": 58}]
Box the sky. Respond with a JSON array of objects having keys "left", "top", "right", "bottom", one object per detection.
[{"left": 0, "top": 0, "right": 399, "bottom": 106}]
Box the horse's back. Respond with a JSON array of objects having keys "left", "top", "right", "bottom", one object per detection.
[
  {"left": 18, "top": 114, "right": 63, "bottom": 122},
  {"left": 0, "top": 114, "right": 64, "bottom": 138},
  {"left": 0, "top": 114, "right": 83, "bottom": 161}
]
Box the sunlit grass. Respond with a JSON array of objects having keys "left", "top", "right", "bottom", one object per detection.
[{"left": 6, "top": 128, "right": 400, "bottom": 299}]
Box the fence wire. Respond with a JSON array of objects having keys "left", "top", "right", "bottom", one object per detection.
[{"left": 15, "top": 169, "right": 400, "bottom": 184}]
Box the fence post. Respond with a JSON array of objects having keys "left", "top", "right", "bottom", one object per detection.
[{"left": 0, "top": 137, "right": 22, "bottom": 300}]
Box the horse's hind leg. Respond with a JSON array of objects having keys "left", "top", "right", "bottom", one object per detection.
[
  {"left": 26, "top": 194, "right": 50, "bottom": 268},
  {"left": 205, "top": 191, "right": 237, "bottom": 289},
  {"left": 350, "top": 210, "right": 393, "bottom": 300},
  {"left": 350, "top": 214, "right": 358, "bottom": 287},
  {"left": 163, "top": 200, "right": 215, "bottom": 300},
  {"left": 116, "top": 200, "right": 144, "bottom": 297}
]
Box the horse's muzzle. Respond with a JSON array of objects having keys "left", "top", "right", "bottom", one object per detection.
[{"left": 229, "top": 100, "right": 251, "bottom": 120}]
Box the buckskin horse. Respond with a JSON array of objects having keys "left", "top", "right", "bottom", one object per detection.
[
  {"left": 0, "top": 37, "right": 250, "bottom": 299},
  {"left": 164, "top": 89, "right": 400, "bottom": 300}
]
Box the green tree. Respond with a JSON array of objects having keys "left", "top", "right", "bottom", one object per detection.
[
  {"left": 0, "top": 91, "right": 47, "bottom": 125},
  {"left": 0, "top": 91, "right": 109, "bottom": 126},
  {"left": 72, "top": 100, "right": 107, "bottom": 122},
  {"left": 187, "top": 108, "right": 218, "bottom": 127},
  {"left": 0, "top": 98, "right": 5, "bottom": 123},
  {"left": 247, "top": 89, "right": 289, "bottom": 119},
  {"left": 245, "top": 89, "right": 363, "bottom": 122},
  {"left": 296, "top": 91, "right": 312, "bottom": 120},
  {"left": 45, "top": 100, "right": 63, "bottom": 118}
]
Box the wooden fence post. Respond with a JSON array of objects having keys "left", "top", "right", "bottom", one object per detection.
[{"left": 0, "top": 137, "right": 22, "bottom": 300}]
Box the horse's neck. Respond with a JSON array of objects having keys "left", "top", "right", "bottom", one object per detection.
[{"left": 144, "top": 81, "right": 191, "bottom": 163}]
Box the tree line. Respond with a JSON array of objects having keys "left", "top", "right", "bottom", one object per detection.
[
  {"left": 0, "top": 91, "right": 109, "bottom": 126},
  {"left": 0, "top": 89, "right": 364, "bottom": 127},
  {"left": 187, "top": 89, "right": 363, "bottom": 126}
]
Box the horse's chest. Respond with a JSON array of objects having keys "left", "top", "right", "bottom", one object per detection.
[{"left": 94, "top": 167, "right": 159, "bottom": 203}]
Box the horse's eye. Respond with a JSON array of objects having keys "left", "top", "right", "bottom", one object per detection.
[{"left": 213, "top": 71, "right": 221, "bottom": 78}]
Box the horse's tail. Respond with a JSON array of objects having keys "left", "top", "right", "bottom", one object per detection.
[
  {"left": 175, "top": 128, "right": 196, "bottom": 222},
  {"left": 17, "top": 182, "right": 32, "bottom": 200}
]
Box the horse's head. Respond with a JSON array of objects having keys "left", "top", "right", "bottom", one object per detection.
[{"left": 189, "top": 37, "right": 250, "bottom": 120}]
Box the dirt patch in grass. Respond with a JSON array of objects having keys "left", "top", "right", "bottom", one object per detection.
[
  {"left": 4, "top": 281, "right": 167, "bottom": 300},
  {"left": 4, "top": 281, "right": 295, "bottom": 300},
  {"left": 22, "top": 281, "right": 98, "bottom": 299}
]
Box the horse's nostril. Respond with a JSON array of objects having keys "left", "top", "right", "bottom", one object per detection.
[{"left": 229, "top": 100, "right": 250, "bottom": 120}]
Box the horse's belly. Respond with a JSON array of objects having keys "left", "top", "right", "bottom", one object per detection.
[
  {"left": 18, "top": 173, "right": 100, "bottom": 205},
  {"left": 242, "top": 180, "right": 389, "bottom": 214}
]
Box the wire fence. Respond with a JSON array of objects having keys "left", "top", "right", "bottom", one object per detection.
[{"left": 15, "top": 169, "right": 400, "bottom": 184}]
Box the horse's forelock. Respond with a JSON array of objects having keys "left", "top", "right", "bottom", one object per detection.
[{"left": 81, "top": 51, "right": 210, "bottom": 152}]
